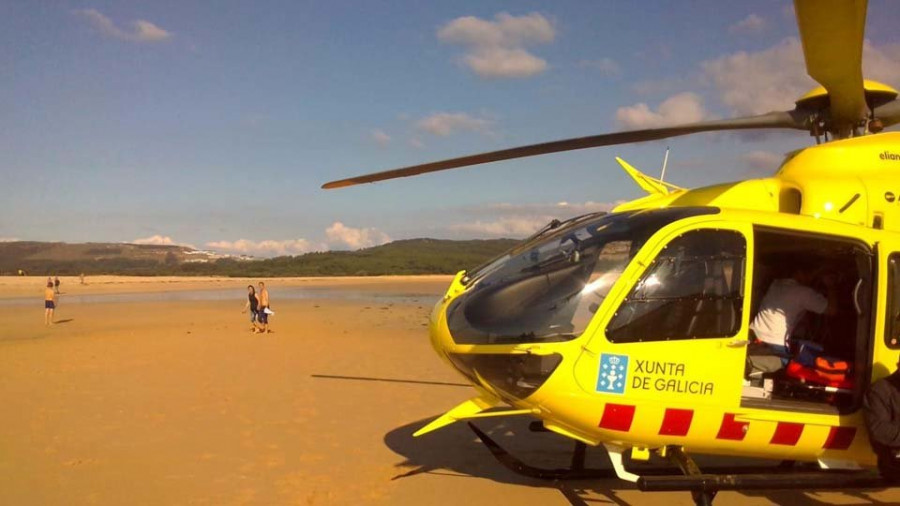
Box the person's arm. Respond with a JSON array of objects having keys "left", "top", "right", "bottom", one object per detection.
[
  {"left": 800, "top": 284, "right": 830, "bottom": 316},
  {"left": 864, "top": 384, "right": 900, "bottom": 447},
  {"left": 242, "top": 299, "right": 249, "bottom": 313}
]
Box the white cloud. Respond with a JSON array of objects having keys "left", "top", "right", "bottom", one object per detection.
[
  {"left": 416, "top": 112, "right": 493, "bottom": 137},
  {"left": 449, "top": 201, "right": 621, "bottom": 238},
  {"left": 437, "top": 12, "right": 554, "bottom": 78},
  {"left": 132, "top": 235, "right": 178, "bottom": 246},
  {"left": 615, "top": 92, "right": 707, "bottom": 129},
  {"left": 450, "top": 217, "right": 549, "bottom": 237},
  {"left": 75, "top": 9, "right": 172, "bottom": 43},
  {"left": 326, "top": 222, "right": 391, "bottom": 250},
  {"left": 478, "top": 201, "right": 620, "bottom": 217},
  {"left": 0, "top": 237, "right": 20, "bottom": 242},
  {"left": 579, "top": 58, "right": 621, "bottom": 76},
  {"left": 371, "top": 129, "right": 391, "bottom": 146},
  {"left": 701, "top": 38, "right": 811, "bottom": 116},
  {"left": 408, "top": 137, "right": 425, "bottom": 149},
  {"left": 729, "top": 14, "right": 766, "bottom": 35},
  {"left": 741, "top": 150, "right": 784, "bottom": 174},
  {"left": 701, "top": 38, "right": 900, "bottom": 117},
  {"left": 206, "top": 239, "right": 318, "bottom": 257},
  {"left": 863, "top": 42, "right": 900, "bottom": 89},
  {"left": 462, "top": 47, "right": 548, "bottom": 78}
]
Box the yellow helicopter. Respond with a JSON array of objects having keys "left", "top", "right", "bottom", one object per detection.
[{"left": 324, "top": 1, "right": 900, "bottom": 503}]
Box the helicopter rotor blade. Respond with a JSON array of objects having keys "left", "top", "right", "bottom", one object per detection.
[
  {"left": 794, "top": 0, "right": 868, "bottom": 132},
  {"left": 322, "top": 111, "right": 805, "bottom": 189},
  {"left": 874, "top": 99, "right": 900, "bottom": 129}
]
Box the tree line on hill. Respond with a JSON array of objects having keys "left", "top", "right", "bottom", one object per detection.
[{"left": 0, "top": 238, "right": 520, "bottom": 277}]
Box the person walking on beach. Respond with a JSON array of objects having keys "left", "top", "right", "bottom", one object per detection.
[
  {"left": 257, "top": 281, "right": 271, "bottom": 334},
  {"left": 54, "top": 276, "right": 61, "bottom": 294},
  {"left": 241, "top": 285, "right": 260, "bottom": 333},
  {"left": 44, "top": 280, "right": 57, "bottom": 326}
]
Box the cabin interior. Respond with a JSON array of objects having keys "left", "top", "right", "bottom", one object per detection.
[{"left": 742, "top": 228, "right": 873, "bottom": 414}]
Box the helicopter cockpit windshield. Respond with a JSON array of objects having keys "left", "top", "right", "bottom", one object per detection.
[{"left": 447, "top": 207, "right": 719, "bottom": 345}]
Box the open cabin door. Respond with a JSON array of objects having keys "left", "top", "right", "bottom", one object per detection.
[{"left": 741, "top": 227, "right": 874, "bottom": 414}]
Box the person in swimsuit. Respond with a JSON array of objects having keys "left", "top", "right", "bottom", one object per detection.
[
  {"left": 44, "top": 280, "right": 56, "bottom": 326},
  {"left": 54, "top": 276, "right": 60, "bottom": 294},
  {"left": 241, "top": 285, "right": 260, "bottom": 332},
  {"left": 257, "top": 281, "right": 271, "bottom": 334}
]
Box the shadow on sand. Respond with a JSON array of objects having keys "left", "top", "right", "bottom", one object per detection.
[
  {"left": 384, "top": 416, "right": 893, "bottom": 505},
  {"left": 311, "top": 374, "right": 469, "bottom": 388}
]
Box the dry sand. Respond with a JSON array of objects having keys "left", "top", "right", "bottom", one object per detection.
[{"left": 1, "top": 277, "right": 898, "bottom": 505}]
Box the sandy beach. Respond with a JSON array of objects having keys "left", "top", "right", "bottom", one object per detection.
[{"left": 1, "top": 276, "right": 898, "bottom": 505}]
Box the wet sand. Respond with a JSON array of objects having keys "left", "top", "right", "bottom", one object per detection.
[
  {"left": 0, "top": 275, "right": 454, "bottom": 299},
  {"left": 1, "top": 277, "right": 898, "bottom": 505}
]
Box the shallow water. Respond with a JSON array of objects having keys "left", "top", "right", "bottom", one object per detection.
[{"left": 2, "top": 286, "right": 442, "bottom": 307}]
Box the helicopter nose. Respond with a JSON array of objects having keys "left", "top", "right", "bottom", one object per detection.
[
  {"left": 444, "top": 352, "right": 563, "bottom": 401},
  {"left": 427, "top": 285, "right": 563, "bottom": 402}
]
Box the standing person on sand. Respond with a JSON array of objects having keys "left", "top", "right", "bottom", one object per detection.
[
  {"left": 241, "top": 285, "right": 261, "bottom": 333},
  {"left": 257, "top": 281, "right": 272, "bottom": 334},
  {"left": 54, "top": 276, "right": 61, "bottom": 294},
  {"left": 44, "top": 280, "right": 56, "bottom": 326}
]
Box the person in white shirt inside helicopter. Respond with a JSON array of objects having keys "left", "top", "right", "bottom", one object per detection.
[{"left": 749, "top": 265, "right": 839, "bottom": 366}]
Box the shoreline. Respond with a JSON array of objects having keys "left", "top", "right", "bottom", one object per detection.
[{"left": 0, "top": 274, "right": 455, "bottom": 299}]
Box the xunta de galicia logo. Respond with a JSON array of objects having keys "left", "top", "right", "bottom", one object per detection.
[{"left": 596, "top": 353, "right": 629, "bottom": 394}]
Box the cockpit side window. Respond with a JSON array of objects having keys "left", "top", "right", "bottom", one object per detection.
[
  {"left": 446, "top": 207, "right": 719, "bottom": 345},
  {"left": 607, "top": 229, "right": 746, "bottom": 343}
]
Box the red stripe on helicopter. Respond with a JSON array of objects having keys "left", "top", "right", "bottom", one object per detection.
[
  {"left": 823, "top": 426, "right": 856, "bottom": 450},
  {"left": 770, "top": 422, "right": 804, "bottom": 446},
  {"left": 658, "top": 408, "right": 694, "bottom": 436},
  {"left": 716, "top": 413, "right": 749, "bottom": 441},
  {"left": 598, "top": 403, "right": 636, "bottom": 432}
]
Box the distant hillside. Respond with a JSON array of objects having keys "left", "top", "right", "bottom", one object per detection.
[
  {"left": 0, "top": 241, "right": 223, "bottom": 276},
  {"left": 0, "top": 238, "right": 520, "bottom": 277}
]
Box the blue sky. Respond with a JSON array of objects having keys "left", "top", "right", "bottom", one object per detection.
[{"left": 2, "top": 1, "right": 899, "bottom": 256}]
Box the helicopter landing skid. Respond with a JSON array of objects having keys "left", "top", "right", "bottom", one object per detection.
[
  {"left": 467, "top": 422, "right": 616, "bottom": 480},
  {"left": 467, "top": 423, "right": 888, "bottom": 506},
  {"left": 640, "top": 445, "right": 887, "bottom": 506}
]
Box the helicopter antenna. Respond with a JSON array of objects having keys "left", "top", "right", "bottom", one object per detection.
[{"left": 659, "top": 146, "right": 670, "bottom": 181}]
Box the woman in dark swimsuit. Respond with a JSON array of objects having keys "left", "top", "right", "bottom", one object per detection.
[{"left": 241, "top": 285, "right": 260, "bottom": 332}]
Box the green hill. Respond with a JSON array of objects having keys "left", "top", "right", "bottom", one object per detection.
[{"left": 0, "top": 238, "right": 519, "bottom": 277}]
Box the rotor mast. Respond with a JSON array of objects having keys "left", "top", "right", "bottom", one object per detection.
[{"left": 794, "top": 0, "right": 868, "bottom": 139}]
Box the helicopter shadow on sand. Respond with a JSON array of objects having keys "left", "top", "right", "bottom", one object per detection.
[{"left": 384, "top": 415, "right": 894, "bottom": 506}]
